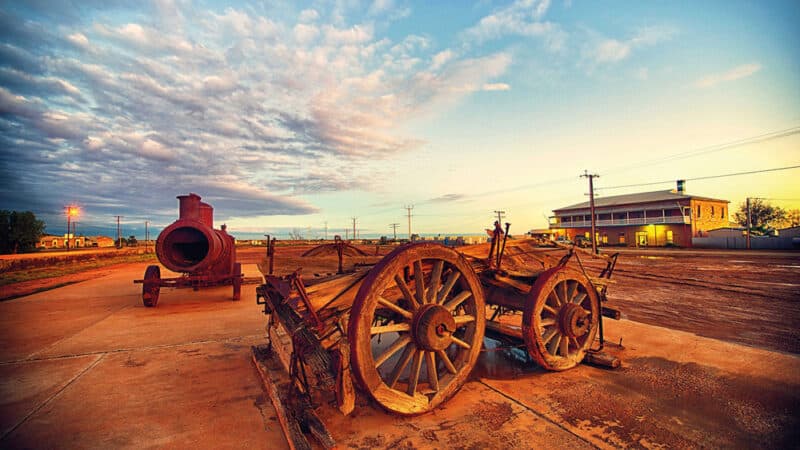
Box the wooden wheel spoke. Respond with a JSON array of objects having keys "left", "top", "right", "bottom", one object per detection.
[
  {"left": 569, "top": 336, "right": 580, "bottom": 350},
  {"left": 413, "top": 260, "right": 425, "bottom": 304},
  {"left": 426, "top": 260, "right": 444, "bottom": 304},
  {"left": 394, "top": 274, "right": 419, "bottom": 310},
  {"left": 444, "top": 290, "right": 472, "bottom": 312},
  {"left": 426, "top": 351, "right": 439, "bottom": 392},
  {"left": 559, "top": 333, "right": 569, "bottom": 356},
  {"left": 547, "top": 332, "right": 562, "bottom": 356},
  {"left": 542, "top": 327, "right": 558, "bottom": 345},
  {"left": 542, "top": 304, "right": 558, "bottom": 315},
  {"left": 436, "top": 271, "right": 461, "bottom": 304},
  {"left": 407, "top": 350, "right": 424, "bottom": 396},
  {"left": 436, "top": 349, "right": 457, "bottom": 374},
  {"left": 453, "top": 314, "right": 475, "bottom": 326},
  {"left": 371, "top": 322, "right": 410, "bottom": 335},
  {"left": 451, "top": 335, "right": 471, "bottom": 349},
  {"left": 567, "top": 281, "right": 577, "bottom": 303},
  {"left": 547, "top": 291, "right": 561, "bottom": 307},
  {"left": 559, "top": 281, "right": 568, "bottom": 305},
  {"left": 540, "top": 318, "right": 556, "bottom": 327},
  {"left": 572, "top": 291, "right": 587, "bottom": 305},
  {"left": 388, "top": 344, "right": 415, "bottom": 388},
  {"left": 378, "top": 296, "right": 413, "bottom": 320},
  {"left": 375, "top": 335, "right": 411, "bottom": 368}
]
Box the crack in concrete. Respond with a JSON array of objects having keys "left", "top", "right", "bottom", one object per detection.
[
  {"left": 1, "top": 334, "right": 264, "bottom": 365},
  {"left": 0, "top": 353, "right": 105, "bottom": 442},
  {"left": 477, "top": 379, "right": 602, "bottom": 450}
]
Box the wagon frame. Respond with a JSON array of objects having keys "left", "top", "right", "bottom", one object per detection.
[{"left": 256, "top": 224, "right": 620, "bottom": 423}]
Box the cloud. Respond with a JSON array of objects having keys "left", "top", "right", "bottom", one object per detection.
[
  {"left": 0, "top": 3, "right": 518, "bottom": 228},
  {"left": 427, "top": 193, "right": 466, "bottom": 203},
  {"left": 584, "top": 25, "right": 677, "bottom": 66},
  {"left": 693, "top": 63, "right": 762, "bottom": 88},
  {"left": 462, "top": 0, "right": 565, "bottom": 51},
  {"left": 482, "top": 82, "right": 510, "bottom": 91}
]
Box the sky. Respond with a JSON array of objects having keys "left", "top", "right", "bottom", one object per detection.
[{"left": 0, "top": 0, "right": 798, "bottom": 240}]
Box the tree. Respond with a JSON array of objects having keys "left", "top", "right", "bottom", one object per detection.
[
  {"left": 778, "top": 209, "right": 800, "bottom": 229},
  {"left": 734, "top": 199, "right": 786, "bottom": 236},
  {"left": 127, "top": 235, "right": 138, "bottom": 246},
  {"left": 0, "top": 210, "right": 46, "bottom": 254}
]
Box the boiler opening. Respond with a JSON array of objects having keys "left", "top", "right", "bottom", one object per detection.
[{"left": 165, "top": 227, "right": 209, "bottom": 267}]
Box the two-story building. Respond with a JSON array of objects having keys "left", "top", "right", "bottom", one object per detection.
[{"left": 548, "top": 181, "right": 729, "bottom": 247}]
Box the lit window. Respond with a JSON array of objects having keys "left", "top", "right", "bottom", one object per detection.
[{"left": 666, "top": 230, "right": 674, "bottom": 244}]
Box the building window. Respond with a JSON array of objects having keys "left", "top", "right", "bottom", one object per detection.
[
  {"left": 584, "top": 232, "right": 590, "bottom": 239},
  {"left": 711, "top": 206, "right": 715, "bottom": 216},
  {"left": 666, "top": 230, "right": 674, "bottom": 244},
  {"left": 722, "top": 207, "right": 725, "bottom": 218},
  {"left": 602, "top": 234, "right": 608, "bottom": 244},
  {"left": 619, "top": 233, "right": 626, "bottom": 244},
  {"left": 697, "top": 205, "right": 701, "bottom": 218}
]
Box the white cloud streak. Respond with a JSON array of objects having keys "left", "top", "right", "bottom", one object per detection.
[{"left": 694, "top": 63, "right": 762, "bottom": 88}]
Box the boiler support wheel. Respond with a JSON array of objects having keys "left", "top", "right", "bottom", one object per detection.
[
  {"left": 348, "top": 243, "right": 485, "bottom": 415},
  {"left": 142, "top": 265, "right": 161, "bottom": 307}
]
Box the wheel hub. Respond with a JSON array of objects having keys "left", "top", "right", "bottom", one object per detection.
[
  {"left": 412, "top": 304, "right": 456, "bottom": 351},
  {"left": 558, "top": 303, "right": 590, "bottom": 339}
]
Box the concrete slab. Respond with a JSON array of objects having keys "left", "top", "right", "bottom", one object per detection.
[
  {"left": 480, "top": 319, "right": 800, "bottom": 448},
  {"left": 0, "top": 355, "right": 100, "bottom": 439},
  {"left": 0, "top": 267, "right": 137, "bottom": 362},
  {"left": 3, "top": 338, "right": 286, "bottom": 449},
  {"left": 320, "top": 381, "right": 594, "bottom": 449}
]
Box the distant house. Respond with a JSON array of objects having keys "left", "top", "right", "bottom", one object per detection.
[
  {"left": 548, "top": 180, "right": 729, "bottom": 247},
  {"left": 89, "top": 236, "right": 116, "bottom": 247},
  {"left": 37, "top": 234, "right": 87, "bottom": 249}
]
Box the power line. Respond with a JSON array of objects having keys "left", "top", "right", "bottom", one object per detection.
[
  {"left": 493, "top": 210, "right": 506, "bottom": 223},
  {"left": 599, "top": 164, "right": 800, "bottom": 190},
  {"left": 604, "top": 126, "right": 800, "bottom": 175}
]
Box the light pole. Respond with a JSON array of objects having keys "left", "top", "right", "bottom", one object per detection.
[{"left": 65, "top": 205, "right": 79, "bottom": 251}]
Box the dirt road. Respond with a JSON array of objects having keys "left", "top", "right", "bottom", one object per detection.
[{"left": 1, "top": 245, "right": 798, "bottom": 448}]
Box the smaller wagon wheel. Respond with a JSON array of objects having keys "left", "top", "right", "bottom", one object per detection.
[
  {"left": 522, "top": 266, "right": 599, "bottom": 371},
  {"left": 349, "top": 243, "right": 485, "bottom": 415},
  {"left": 142, "top": 265, "right": 161, "bottom": 307}
]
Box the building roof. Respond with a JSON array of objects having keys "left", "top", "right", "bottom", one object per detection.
[{"left": 553, "top": 189, "right": 729, "bottom": 212}]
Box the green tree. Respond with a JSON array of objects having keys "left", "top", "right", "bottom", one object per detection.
[
  {"left": 734, "top": 199, "right": 786, "bottom": 236},
  {"left": 0, "top": 210, "right": 46, "bottom": 254}
]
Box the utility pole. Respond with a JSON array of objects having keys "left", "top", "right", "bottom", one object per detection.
[
  {"left": 581, "top": 170, "right": 600, "bottom": 254},
  {"left": 493, "top": 210, "right": 506, "bottom": 224},
  {"left": 746, "top": 197, "right": 752, "bottom": 250},
  {"left": 345, "top": 228, "right": 349, "bottom": 240},
  {"left": 389, "top": 223, "right": 399, "bottom": 240},
  {"left": 324, "top": 221, "right": 328, "bottom": 240},
  {"left": 404, "top": 205, "right": 414, "bottom": 240},
  {"left": 115, "top": 215, "right": 123, "bottom": 249},
  {"left": 351, "top": 217, "right": 357, "bottom": 242}
]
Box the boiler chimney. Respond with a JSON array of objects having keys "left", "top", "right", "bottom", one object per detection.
[{"left": 676, "top": 179, "right": 686, "bottom": 194}]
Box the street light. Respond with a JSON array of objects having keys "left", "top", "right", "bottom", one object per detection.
[{"left": 65, "top": 205, "right": 79, "bottom": 251}]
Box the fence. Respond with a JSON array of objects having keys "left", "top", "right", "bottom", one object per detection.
[{"left": 692, "top": 236, "right": 798, "bottom": 250}]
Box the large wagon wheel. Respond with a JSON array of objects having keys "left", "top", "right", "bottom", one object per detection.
[
  {"left": 522, "top": 266, "right": 599, "bottom": 371},
  {"left": 349, "top": 243, "right": 485, "bottom": 415},
  {"left": 142, "top": 265, "right": 161, "bottom": 307}
]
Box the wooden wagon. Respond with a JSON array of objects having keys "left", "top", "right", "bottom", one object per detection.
[{"left": 255, "top": 227, "right": 620, "bottom": 426}]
